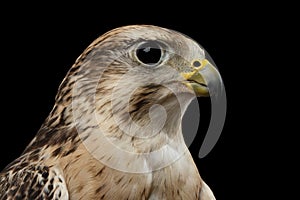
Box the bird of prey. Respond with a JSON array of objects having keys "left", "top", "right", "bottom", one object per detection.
[{"left": 0, "top": 25, "right": 221, "bottom": 199}]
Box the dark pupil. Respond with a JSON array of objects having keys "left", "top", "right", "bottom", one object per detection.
[{"left": 136, "top": 42, "right": 162, "bottom": 65}]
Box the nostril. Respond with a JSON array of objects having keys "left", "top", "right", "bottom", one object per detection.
[{"left": 192, "top": 60, "right": 201, "bottom": 68}]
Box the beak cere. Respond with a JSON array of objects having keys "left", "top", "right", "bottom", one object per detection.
[{"left": 181, "top": 59, "right": 221, "bottom": 97}]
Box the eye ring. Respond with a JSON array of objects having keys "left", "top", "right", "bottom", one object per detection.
[{"left": 135, "top": 40, "right": 165, "bottom": 67}]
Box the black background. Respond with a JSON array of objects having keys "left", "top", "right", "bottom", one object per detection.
[{"left": 0, "top": 3, "right": 269, "bottom": 199}]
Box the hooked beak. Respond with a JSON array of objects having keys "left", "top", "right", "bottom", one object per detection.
[{"left": 181, "top": 59, "right": 222, "bottom": 97}]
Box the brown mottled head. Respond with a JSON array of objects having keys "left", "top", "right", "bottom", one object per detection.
[
  {"left": 48, "top": 25, "right": 221, "bottom": 131},
  {"left": 24, "top": 25, "right": 222, "bottom": 172}
]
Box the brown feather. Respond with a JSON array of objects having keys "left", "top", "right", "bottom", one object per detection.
[{"left": 0, "top": 25, "right": 216, "bottom": 199}]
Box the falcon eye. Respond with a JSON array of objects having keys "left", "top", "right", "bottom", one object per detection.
[{"left": 136, "top": 41, "right": 163, "bottom": 66}]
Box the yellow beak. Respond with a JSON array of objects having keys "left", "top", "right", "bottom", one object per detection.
[{"left": 181, "top": 59, "right": 221, "bottom": 97}]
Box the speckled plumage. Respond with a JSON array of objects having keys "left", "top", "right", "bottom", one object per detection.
[{"left": 0, "top": 25, "right": 217, "bottom": 199}]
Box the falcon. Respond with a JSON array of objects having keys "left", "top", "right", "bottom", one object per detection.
[{"left": 0, "top": 25, "right": 221, "bottom": 199}]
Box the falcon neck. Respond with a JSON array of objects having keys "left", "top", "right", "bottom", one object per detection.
[{"left": 91, "top": 92, "right": 191, "bottom": 152}]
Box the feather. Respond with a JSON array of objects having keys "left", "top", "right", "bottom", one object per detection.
[{"left": 1, "top": 25, "right": 219, "bottom": 199}]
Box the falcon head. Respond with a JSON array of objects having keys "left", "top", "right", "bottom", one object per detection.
[{"left": 49, "top": 25, "right": 223, "bottom": 172}]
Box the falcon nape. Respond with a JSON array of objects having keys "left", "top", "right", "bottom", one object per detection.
[{"left": 0, "top": 25, "right": 222, "bottom": 200}]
